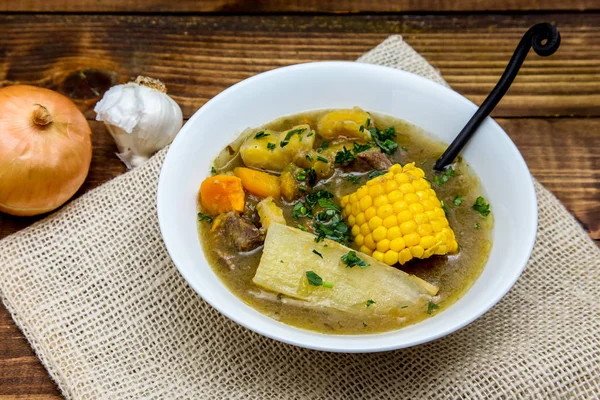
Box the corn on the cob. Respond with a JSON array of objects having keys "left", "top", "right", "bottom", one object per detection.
[{"left": 341, "top": 163, "right": 458, "bottom": 265}]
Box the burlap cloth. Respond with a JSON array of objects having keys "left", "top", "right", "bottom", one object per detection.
[{"left": 1, "top": 36, "right": 599, "bottom": 399}]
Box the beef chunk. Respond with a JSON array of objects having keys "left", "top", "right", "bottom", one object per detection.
[
  {"left": 356, "top": 150, "right": 393, "bottom": 170},
  {"left": 215, "top": 211, "right": 265, "bottom": 252}
]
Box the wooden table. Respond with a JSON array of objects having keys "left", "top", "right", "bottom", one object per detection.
[{"left": 0, "top": 1, "right": 599, "bottom": 398}]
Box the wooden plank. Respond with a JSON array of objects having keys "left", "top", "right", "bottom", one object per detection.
[
  {"left": 1, "top": 14, "right": 599, "bottom": 118},
  {"left": 0, "top": 0, "right": 598, "bottom": 13}
]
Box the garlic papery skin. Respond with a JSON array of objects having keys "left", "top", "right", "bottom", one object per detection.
[{"left": 94, "top": 76, "right": 183, "bottom": 169}]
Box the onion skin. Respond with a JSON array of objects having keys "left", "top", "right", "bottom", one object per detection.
[{"left": 0, "top": 85, "right": 92, "bottom": 216}]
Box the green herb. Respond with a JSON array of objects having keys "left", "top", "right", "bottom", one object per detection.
[
  {"left": 366, "top": 299, "right": 376, "bottom": 307},
  {"left": 317, "top": 141, "right": 329, "bottom": 153},
  {"left": 279, "top": 127, "right": 307, "bottom": 148},
  {"left": 369, "top": 126, "right": 398, "bottom": 155},
  {"left": 366, "top": 118, "right": 371, "bottom": 126},
  {"left": 353, "top": 142, "right": 371, "bottom": 154},
  {"left": 312, "top": 249, "right": 323, "bottom": 258},
  {"left": 210, "top": 166, "right": 216, "bottom": 174},
  {"left": 453, "top": 195, "right": 463, "bottom": 206},
  {"left": 368, "top": 170, "right": 386, "bottom": 180},
  {"left": 363, "top": 321, "right": 368, "bottom": 327},
  {"left": 401, "top": 305, "right": 408, "bottom": 309},
  {"left": 306, "top": 271, "right": 333, "bottom": 288},
  {"left": 292, "top": 202, "right": 310, "bottom": 219},
  {"left": 305, "top": 190, "right": 334, "bottom": 208},
  {"left": 420, "top": 161, "right": 427, "bottom": 165},
  {"left": 334, "top": 146, "right": 356, "bottom": 165},
  {"left": 296, "top": 170, "right": 307, "bottom": 181},
  {"left": 297, "top": 224, "right": 307, "bottom": 232},
  {"left": 306, "top": 271, "right": 323, "bottom": 286},
  {"left": 317, "top": 198, "right": 341, "bottom": 211},
  {"left": 472, "top": 196, "right": 491, "bottom": 217},
  {"left": 434, "top": 166, "right": 456, "bottom": 185},
  {"left": 267, "top": 142, "right": 276, "bottom": 150},
  {"left": 197, "top": 212, "right": 213, "bottom": 223},
  {"left": 474, "top": 222, "right": 480, "bottom": 229},
  {"left": 341, "top": 251, "right": 370, "bottom": 268},
  {"left": 316, "top": 155, "right": 329, "bottom": 163},
  {"left": 359, "top": 125, "right": 365, "bottom": 132},
  {"left": 305, "top": 154, "right": 313, "bottom": 162},
  {"left": 314, "top": 214, "right": 351, "bottom": 244},
  {"left": 401, "top": 146, "right": 408, "bottom": 151},
  {"left": 440, "top": 200, "right": 449, "bottom": 217},
  {"left": 458, "top": 243, "right": 463, "bottom": 250},
  {"left": 254, "top": 131, "right": 269, "bottom": 139},
  {"left": 427, "top": 301, "right": 440, "bottom": 315},
  {"left": 299, "top": 185, "right": 308, "bottom": 192},
  {"left": 346, "top": 175, "right": 361, "bottom": 185},
  {"left": 307, "top": 130, "right": 314, "bottom": 137}
]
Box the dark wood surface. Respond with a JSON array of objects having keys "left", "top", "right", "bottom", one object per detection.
[{"left": 0, "top": 7, "right": 599, "bottom": 400}]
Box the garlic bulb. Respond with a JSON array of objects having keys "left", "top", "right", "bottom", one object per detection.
[{"left": 94, "top": 76, "right": 183, "bottom": 168}]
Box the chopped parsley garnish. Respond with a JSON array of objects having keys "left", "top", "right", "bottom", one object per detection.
[
  {"left": 341, "top": 251, "right": 370, "bottom": 268},
  {"left": 453, "top": 195, "right": 463, "bottom": 206},
  {"left": 366, "top": 118, "right": 371, "bottom": 126},
  {"left": 440, "top": 200, "right": 449, "bottom": 217},
  {"left": 307, "top": 130, "right": 314, "bottom": 137},
  {"left": 369, "top": 126, "right": 398, "bottom": 155},
  {"left": 434, "top": 166, "right": 456, "bottom": 185},
  {"left": 401, "top": 146, "right": 408, "bottom": 151},
  {"left": 366, "top": 299, "right": 376, "bottom": 307},
  {"left": 474, "top": 222, "right": 480, "bottom": 229},
  {"left": 316, "top": 155, "right": 329, "bottom": 163},
  {"left": 316, "top": 141, "right": 329, "bottom": 153},
  {"left": 292, "top": 202, "right": 310, "bottom": 219},
  {"left": 280, "top": 127, "right": 307, "bottom": 148},
  {"left": 299, "top": 185, "right": 308, "bottom": 192},
  {"left": 458, "top": 243, "right": 463, "bottom": 250},
  {"left": 359, "top": 125, "right": 365, "bottom": 132},
  {"left": 197, "top": 212, "right": 213, "bottom": 223},
  {"left": 346, "top": 175, "right": 361, "bottom": 185},
  {"left": 297, "top": 224, "right": 307, "bottom": 231},
  {"left": 473, "top": 196, "right": 491, "bottom": 217},
  {"left": 312, "top": 249, "right": 323, "bottom": 258},
  {"left": 267, "top": 142, "right": 276, "bottom": 150},
  {"left": 306, "top": 271, "right": 323, "bottom": 286},
  {"left": 210, "top": 166, "right": 216, "bottom": 174},
  {"left": 334, "top": 146, "right": 356, "bottom": 165},
  {"left": 317, "top": 198, "right": 341, "bottom": 211},
  {"left": 305, "top": 154, "right": 313, "bottom": 162},
  {"left": 314, "top": 213, "right": 350, "bottom": 244},
  {"left": 362, "top": 321, "right": 368, "bottom": 327},
  {"left": 296, "top": 170, "right": 307, "bottom": 181},
  {"left": 401, "top": 305, "right": 409, "bottom": 309},
  {"left": 306, "top": 271, "right": 333, "bottom": 288},
  {"left": 368, "top": 170, "right": 386, "bottom": 180},
  {"left": 254, "top": 131, "right": 269, "bottom": 139},
  {"left": 353, "top": 142, "right": 371, "bottom": 154},
  {"left": 427, "top": 301, "right": 440, "bottom": 315},
  {"left": 420, "top": 160, "right": 427, "bottom": 165}
]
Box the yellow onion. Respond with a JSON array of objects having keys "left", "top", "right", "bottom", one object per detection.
[{"left": 0, "top": 85, "right": 92, "bottom": 216}]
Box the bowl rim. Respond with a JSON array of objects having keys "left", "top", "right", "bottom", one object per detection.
[{"left": 157, "top": 61, "right": 538, "bottom": 352}]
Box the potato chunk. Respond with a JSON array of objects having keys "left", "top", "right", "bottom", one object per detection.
[
  {"left": 253, "top": 223, "right": 438, "bottom": 316},
  {"left": 240, "top": 125, "right": 315, "bottom": 172},
  {"left": 317, "top": 107, "right": 373, "bottom": 141},
  {"left": 256, "top": 197, "right": 286, "bottom": 229}
]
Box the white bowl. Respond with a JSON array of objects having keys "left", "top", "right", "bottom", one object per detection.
[{"left": 157, "top": 62, "right": 537, "bottom": 353}]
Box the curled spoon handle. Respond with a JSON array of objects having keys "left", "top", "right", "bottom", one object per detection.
[{"left": 433, "top": 23, "right": 561, "bottom": 171}]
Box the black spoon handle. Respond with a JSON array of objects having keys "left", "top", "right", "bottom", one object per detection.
[{"left": 433, "top": 23, "right": 561, "bottom": 171}]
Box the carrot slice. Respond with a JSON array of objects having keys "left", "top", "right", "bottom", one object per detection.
[
  {"left": 199, "top": 175, "right": 245, "bottom": 215},
  {"left": 234, "top": 167, "right": 281, "bottom": 199}
]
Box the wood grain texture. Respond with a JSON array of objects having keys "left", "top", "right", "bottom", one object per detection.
[
  {"left": 1, "top": 14, "right": 600, "bottom": 118},
  {"left": 0, "top": 0, "right": 598, "bottom": 13},
  {"left": 0, "top": 11, "right": 598, "bottom": 400}
]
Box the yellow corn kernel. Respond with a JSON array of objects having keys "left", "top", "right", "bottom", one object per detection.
[
  {"left": 376, "top": 239, "right": 391, "bottom": 253},
  {"left": 383, "top": 250, "right": 399, "bottom": 265},
  {"left": 372, "top": 251, "right": 385, "bottom": 262},
  {"left": 372, "top": 226, "right": 387, "bottom": 242},
  {"left": 389, "top": 237, "right": 406, "bottom": 252},
  {"left": 340, "top": 162, "right": 458, "bottom": 265}
]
